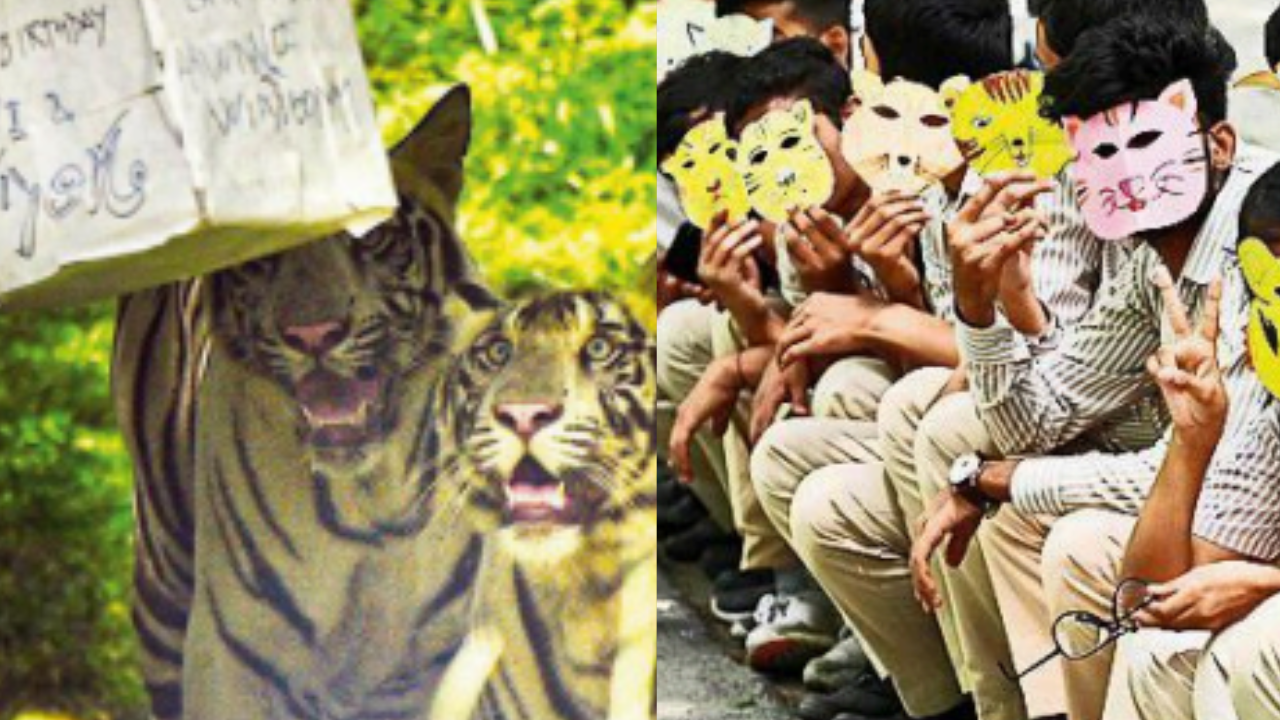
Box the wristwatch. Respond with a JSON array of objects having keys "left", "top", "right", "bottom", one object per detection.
[{"left": 949, "top": 453, "right": 999, "bottom": 516}]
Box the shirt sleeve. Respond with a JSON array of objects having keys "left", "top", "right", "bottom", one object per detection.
[
  {"left": 1028, "top": 175, "right": 1104, "bottom": 333},
  {"left": 1010, "top": 441, "right": 1167, "bottom": 516},
  {"left": 1193, "top": 404, "right": 1280, "bottom": 562},
  {"left": 959, "top": 246, "right": 1164, "bottom": 456}
]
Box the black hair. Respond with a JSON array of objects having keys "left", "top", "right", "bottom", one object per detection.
[
  {"left": 715, "top": 0, "right": 852, "bottom": 32},
  {"left": 1043, "top": 15, "right": 1237, "bottom": 126},
  {"left": 1036, "top": 0, "right": 1208, "bottom": 60},
  {"left": 658, "top": 52, "right": 747, "bottom": 159},
  {"left": 863, "top": 0, "right": 1013, "bottom": 89},
  {"left": 724, "top": 37, "right": 852, "bottom": 134},
  {"left": 1241, "top": 163, "right": 1280, "bottom": 245},
  {"left": 1267, "top": 4, "right": 1280, "bottom": 70}
]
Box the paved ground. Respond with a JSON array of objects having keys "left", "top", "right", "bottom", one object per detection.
[{"left": 658, "top": 569, "right": 792, "bottom": 720}]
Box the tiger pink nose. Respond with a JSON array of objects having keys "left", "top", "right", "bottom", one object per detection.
[
  {"left": 282, "top": 320, "right": 349, "bottom": 356},
  {"left": 495, "top": 402, "right": 564, "bottom": 440}
]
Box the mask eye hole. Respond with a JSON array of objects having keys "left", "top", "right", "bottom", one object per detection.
[
  {"left": 1094, "top": 142, "right": 1120, "bottom": 160},
  {"left": 973, "top": 116, "right": 994, "bottom": 130},
  {"left": 682, "top": 159, "right": 696, "bottom": 170},
  {"left": 750, "top": 148, "right": 769, "bottom": 165},
  {"left": 780, "top": 135, "right": 802, "bottom": 150},
  {"left": 921, "top": 114, "right": 949, "bottom": 129},
  {"left": 873, "top": 105, "right": 900, "bottom": 120},
  {"left": 1127, "top": 130, "right": 1164, "bottom": 150},
  {"left": 726, "top": 147, "right": 738, "bottom": 161}
]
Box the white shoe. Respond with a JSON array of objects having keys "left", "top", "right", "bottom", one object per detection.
[{"left": 744, "top": 592, "right": 841, "bottom": 674}]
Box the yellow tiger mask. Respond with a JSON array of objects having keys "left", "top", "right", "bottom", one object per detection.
[
  {"left": 738, "top": 100, "right": 835, "bottom": 222},
  {"left": 944, "top": 70, "right": 1073, "bottom": 180},
  {"left": 1241, "top": 237, "right": 1280, "bottom": 399},
  {"left": 661, "top": 116, "right": 751, "bottom": 230}
]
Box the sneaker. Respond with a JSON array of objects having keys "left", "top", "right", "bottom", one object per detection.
[
  {"left": 745, "top": 592, "right": 842, "bottom": 674},
  {"left": 658, "top": 494, "right": 706, "bottom": 534},
  {"left": 797, "top": 672, "right": 903, "bottom": 720},
  {"left": 657, "top": 474, "right": 687, "bottom": 506},
  {"left": 803, "top": 630, "right": 871, "bottom": 693},
  {"left": 710, "top": 569, "right": 775, "bottom": 623},
  {"left": 663, "top": 517, "right": 732, "bottom": 563}
]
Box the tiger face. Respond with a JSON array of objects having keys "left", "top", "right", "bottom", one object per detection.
[
  {"left": 945, "top": 71, "right": 1072, "bottom": 179},
  {"left": 452, "top": 293, "right": 656, "bottom": 557},
  {"left": 210, "top": 86, "right": 493, "bottom": 473}
]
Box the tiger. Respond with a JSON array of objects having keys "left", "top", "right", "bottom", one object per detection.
[
  {"left": 113, "top": 84, "right": 498, "bottom": 720},
  {"left": 428, "top": 292, "right": 658, "bottom": 720}
]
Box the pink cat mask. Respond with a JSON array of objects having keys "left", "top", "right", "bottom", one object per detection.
[{"left": 1064, "top": 79, "right": 1210, "bottom": 241}]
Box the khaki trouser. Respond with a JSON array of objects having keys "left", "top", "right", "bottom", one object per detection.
[
  {"left": 984, "top": 509, "right": 1143, "bottom": 720},
  {"left": 1125, "top": 593, "right": 1280, "bottom": 720},
  {"left": 656, "top": 299, "right": 734, "bottom": 531},
  {"left": 893, "top": 370, "right": 1029, "bottom": 720},
  {"left": 751, "top": 356, "right": 897, "bottom": 551}
]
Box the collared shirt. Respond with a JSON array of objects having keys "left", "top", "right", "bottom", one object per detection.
[
  {"left": 959, "top": 145, "right": 1280, "bottom": 517},
  {"left": 1194, "top": 397, "right": 1280, "bottom": 560}
]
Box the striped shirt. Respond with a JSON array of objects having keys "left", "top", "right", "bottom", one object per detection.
[
  {"left": 958, "top": 145, "right": 1280, "bottom": 517},
  {"left": 1194, "top": 397, "right": 1280, "bottom": 560}
]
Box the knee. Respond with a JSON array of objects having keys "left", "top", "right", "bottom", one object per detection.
[
  {"left": 912, "top": 393, "right": 984, "bottom": 495},
  {"left": 1126, "top": 636, "right": 1194, "bottom": 712},
  {"left": 655, "top": 300, "right": 711, "bottom": 391},
  {"left": 811, "top": 357, "right": 894, "bottom": 421},
  {"left": 1041, "top": 510, "right": 1121, "bottom": 607},
  {"left": 876, "top": 372, "right": 922, "bottom": 455},
  {"left": 789, "top": 466, "right": 881, "bottom": 559},
  {"left": 749, "top": 420, "right": 808, "bottom": 501}
]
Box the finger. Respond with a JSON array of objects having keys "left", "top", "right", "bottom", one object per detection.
[
  {"left": 1200, "top": 277, "right": 1223, "bottom": 344},
  {"left": 957, "top": 174, "right": 1023, "bottom": 224},
  {"left": 991, "top": 178, "right": 1054, "bottom": 214},
  {"left": 806, "top": 207, "right": 845, "bottom": 249},
  {"left": 868, "top": 209, "right": 931, "bottom": 249},
  {"left": 787, "top": 372, "right": 810, "bottom": 416},
  {"left": 1146, "top": 353, "right": 1164, "bottom": 381},
  {"left": 728, "top": 234, "right": 765, "bottom": 262},
  {"left": 784, "top": 223, "right": 820, "bottom": 268},
  {"left": 780, "top": 338, "right": 819, "bottom": 368},
  {"left": 951, "top": 214, "right": 1009, "bottom": 251},
  {"left": 911, "top": 535, "right": 945, "bottom": 612},
  {"left": 1157, "top": 367, "right": 1194, "bottom": 390},
  {"left": 1151, "top": 265, "right": 1192, "bottom": 338},
  {"left": 669, "top": 431, "right": 693, "bottom": 484}
]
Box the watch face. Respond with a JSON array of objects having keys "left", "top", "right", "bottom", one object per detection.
[{"left": 950, "top": 454, "right": 981, "bottom": 487}]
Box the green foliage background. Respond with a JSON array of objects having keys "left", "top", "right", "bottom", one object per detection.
[{"left": 0, "top": 2, "right": 656, "bottom": 717}]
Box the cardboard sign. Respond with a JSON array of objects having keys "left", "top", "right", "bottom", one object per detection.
[
  {"left": 945, "top": 71, "right": 1072, "bottom": 180},
  {"left": 660, "top": 116, "right": 751, "bottom": 229},
  {"left": 842, "top": 72, "right": 964, "bottom": 195},
  {"left": 1064, "top": 79, "right": 1208, "bottom": 242},
  {"left": 737, "top": 100, "right": 835, "bottom": 223},
  {"left": 658, "top": 0, "right": 772, "bottom": 81},
  {"left": 1240, "top": 237, "right": 1280, "bottom": 400},
  {"left": 0, "top": 0, "right": 396, "bottom": 310}
]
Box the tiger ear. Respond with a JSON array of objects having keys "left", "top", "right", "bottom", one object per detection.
[
  {"left": 791, "top": 99, "right": 814, "bottom": 127},
  {"left": 940, "top": 75, "right": 971, "bottom": 112},
  {"left": 392, "top": 84, "right": 473, "bottom": 212},
  {"left": 1062, "top": 115, "right": 1085, "bottom": 145},
  {"left": 849, "top": 69, "right": 884, "bottom": 109},
  {"left": 1158, "top": 78, "right": 1198, "bottom": 118}
]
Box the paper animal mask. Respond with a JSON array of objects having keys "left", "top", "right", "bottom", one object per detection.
[
  {"left": 1240, "top": 237, "right": 1280, "bottom": 400},
  {"left": 658, "top": 0, "right": 773, "bottom": 81},
  {"left": 737, "top": 100, "right": 836, "bottom": 222},
  {"left": 1064, "top": 79, "right": 1209, "bottom": 242},
  {"left": 944, "top": 71, "right": 1073, "bottom": 180},
  {"left": 660, "top": 117, "right": 752, "bottom": 229},
  {"left": 842, "top": 71, "right": 964, "bottom": 195}
]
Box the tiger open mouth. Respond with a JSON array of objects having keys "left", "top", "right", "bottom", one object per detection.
[
  {"left": 504, "top": 457, "right": 580, "bottom": 526},
  {"left": 293, "top": 368, "right": 388, "bottom": 448}
]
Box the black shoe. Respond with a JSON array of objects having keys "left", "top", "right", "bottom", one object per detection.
[
  {"left": 796, "top": 671, "right": 902, "bottom": 720},
  {"left": 663, "top": 517, "right": 731, "bottom": 563},
  {"left": 657, "top": 471, "right": 687, "bottom": 506},
  {"left": 658, "top": 494, "right": 706, "bottom": 534},
  {"left": 710, "top": 569, "right": 775, "bottom": 623},
  {"left": 913, "top": 697, "right": 978, "bottom": 720},
  {"left": 698, "top": 536, "right": 742, "bottom": 579}
]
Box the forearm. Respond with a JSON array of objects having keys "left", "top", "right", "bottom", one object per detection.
[
  {"left": 1124, "top": 430, "right": 1216, "bottom": 584},
  {"left": 1000, "top": 294, "right": 1049, "bottom": 337},
  {"left": 719, "top": 289, "right": 786, "bottom": 346},
  {"left": 863, "top": 305, "right": 958, "bottom": 370},
  {"left": 729, "top": 345, "right": 778, "bottom": 389}
]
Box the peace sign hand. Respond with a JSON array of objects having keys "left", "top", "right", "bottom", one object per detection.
[{"left": 1146, "top": 267, "right": 1228, "bottom": 445}]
